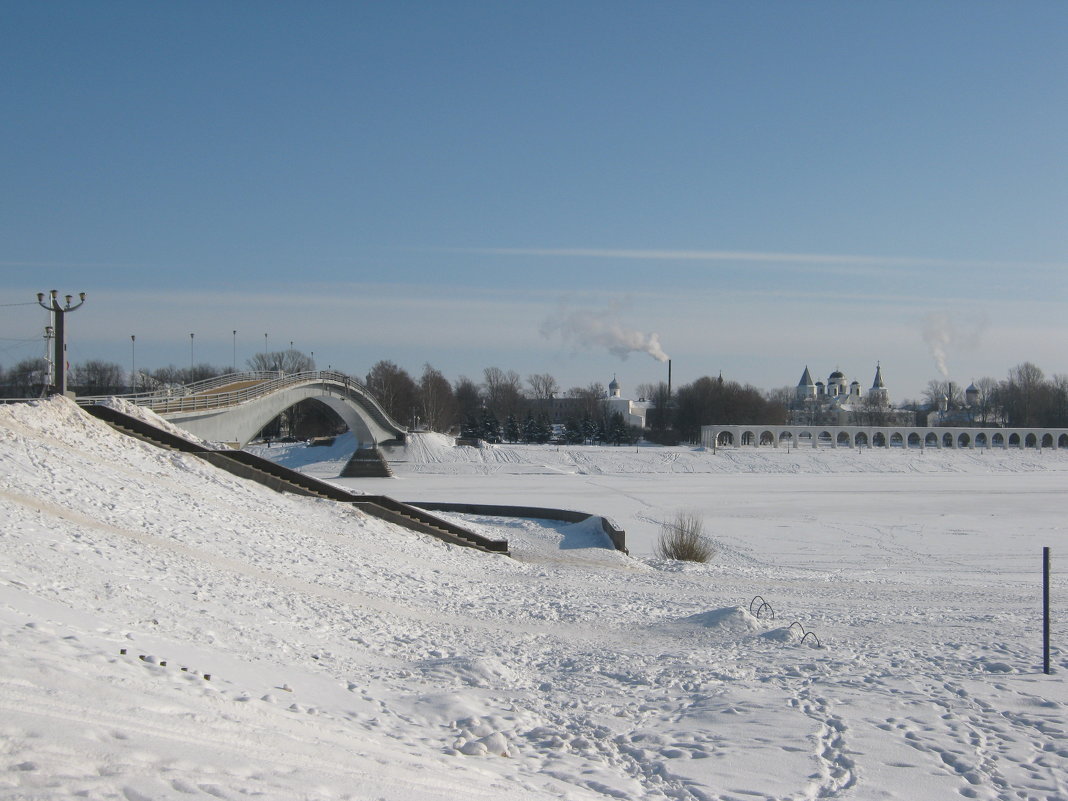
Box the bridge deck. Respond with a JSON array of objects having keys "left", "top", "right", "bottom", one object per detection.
[{"left": 195, "top": 379, "right": 267, "bottom": 395}]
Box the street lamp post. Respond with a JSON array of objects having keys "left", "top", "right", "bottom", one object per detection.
[
  {"left": 36, "top": 290, "right": 86, "bottom": 396},
  {"left": 232, "top": 330, "right": 237, "bottom": 373},
  {"left": 131, "top": 335, "right": 136, "bottom": 392},
  {"left": 44, "top": 326, "right": 55, "bottom": 390}
]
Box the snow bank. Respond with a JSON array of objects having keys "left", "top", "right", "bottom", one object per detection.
[
  {"left": 101, "top": 396, "right": 223, "bottom": 448},
  {"left": 1, "top": 398, "right": 1066, "bottom": 800}
]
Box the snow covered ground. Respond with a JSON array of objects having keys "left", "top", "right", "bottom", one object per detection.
[{"left": 2, "top": 402, "right": 1065, "bottom": 800}]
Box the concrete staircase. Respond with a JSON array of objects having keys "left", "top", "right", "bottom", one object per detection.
[
  {"left": 340, "top": 448, "right": 393, "bottom": 478},
  {"left": 80, "top": 404, "right": 507, "bottom": 555}
]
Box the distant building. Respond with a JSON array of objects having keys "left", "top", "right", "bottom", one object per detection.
[
  {"left": 926, "top": 382, "right": 986, "bottom": 426},
  {"left": 790, "top": 364, "right": 913, "bottom": 426},
  {"left": 605, "top": 376, "right": 649, "bottom": 429},
  {"left": 538, "top": 375, "right": 650, "bottom": 429}
]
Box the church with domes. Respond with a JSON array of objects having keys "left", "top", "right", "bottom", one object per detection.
[{"left": 789, "top": 364, "right": 911, "bottom": 426}]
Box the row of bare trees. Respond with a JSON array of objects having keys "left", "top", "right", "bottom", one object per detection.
[
  {"left": 6, "top": 352, "right": 1068, "bottom": 438},
  {"left": 915, "top": 362, "right": 1068, "bottom": 428},
  {"left": 364, "top": 361, "right": 612, "bottom": 432},
  {"left": 0, "top": 349, "right": 318, "bottom": 398}
]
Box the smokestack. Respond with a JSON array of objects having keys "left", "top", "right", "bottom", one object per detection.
[{"left": 667, "top": 359, "right": 672, "bottom": 400}]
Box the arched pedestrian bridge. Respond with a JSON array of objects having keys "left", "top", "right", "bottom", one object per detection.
[
  {"left": 84, "top": 370, "right": 406, "bottom": 448},
  {"left": 701, "top": 423, "right": 1068, "bottom": 450}
]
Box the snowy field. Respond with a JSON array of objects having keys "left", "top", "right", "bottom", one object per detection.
[{"left": 2, "top": 401, "right": 1066, "bottom": 800}]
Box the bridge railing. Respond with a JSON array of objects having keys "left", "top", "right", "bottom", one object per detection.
[
  {"left": 79, "top": 370, "right": 406, "bottom": 435},
  {"left": 110, "top": 371, "right": 283, "bottom": 403}
]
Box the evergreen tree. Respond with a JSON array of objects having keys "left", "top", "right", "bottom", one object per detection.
[
  {"left": 594, "top": 417, "right": 608, "bottom": 445},
  {"left": 580, "top": 414, "right": 597, "bottom": 444},
  {"left": 480, "top": 408, "right": 501, "bottom": 443},
  {"left": 503, "top": 414, "right": 521, "bottom": 443},
  {"left": 460, "top": 413, "right": 482, "bottom": 439},
  {"left": 564, "top": 417, "right": 583, "bottom": 444},
  {"left": 607, "top": 411, "right": 629, "bottom": 445},
  {"left": 535, "top": 413, "right": 553, "bottom": 443},
  {"left": 521, "top": 411, "right": 538, "bottom": 443}
]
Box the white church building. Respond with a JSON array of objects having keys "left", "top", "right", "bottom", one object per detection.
[{"left": 789, "top": 364, "right": 907, "bottom": 426}]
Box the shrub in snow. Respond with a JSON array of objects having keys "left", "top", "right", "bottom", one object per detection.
[{"left": 654, "top": 511, "right": 714, "bottom": 563}]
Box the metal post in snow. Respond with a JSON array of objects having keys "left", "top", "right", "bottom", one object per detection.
[{"left": 1044, "top": 547, "right": 1051, "bottom": 675}]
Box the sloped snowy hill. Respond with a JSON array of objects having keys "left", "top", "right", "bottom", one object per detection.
[{"left": 1, "top": 398, "right": 1065, "bottom": 800}]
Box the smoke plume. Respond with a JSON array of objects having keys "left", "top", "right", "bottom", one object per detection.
[
  {"left": 921, "top": 310, "right": 989, "bottom": 379},
  {"left": 922, "top": 311, "right": 953, "bottom": 378},
  {"left": 541, "top": 303, "right": 669, "bottom": 362}
]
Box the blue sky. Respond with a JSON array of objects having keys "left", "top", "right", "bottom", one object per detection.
[{"left": 2, "top": 1, "right": 1066, "bottom": 400}]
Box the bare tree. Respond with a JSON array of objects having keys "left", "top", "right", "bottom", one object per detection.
[
  {"left": 147, "top": 365, "right": 185, "bottom": 390},
  {"left": 454, "top": 375, "right": 482, "bottom": 429},
  {"left": 643, "top": 381, "right": 674, "bottom": 441},
  {"left": 419, "top": 363, "right": 457, "bottom": 432},
  {"left": 186, "top": 363, "right": 226, "bottom": 384},
  {"left": 972, "top": 376, "right": 1000, "bottom": 425},
  {"left": 70, "top": 360, "right": 125, "bottom": 395},
  {"left": 856, "top": 393, "right": 894, "bottom": 426},
  {"left": 922, "top": 379, "right": 962, "bottom": 410},
  {"left": 483, "top": 366, "right": 523, "bottom": 420},
  {"left": 566, "top": 383, "right": 607, "bottom": 421},
  {"left": 247, "top": 349, "right": 315, "bottom": 374},
  {"left": 527, "top": 372, "right": 559, "bottom": 401},
  {"left": 365, "top": 360, "right": 419, "bottom": 426},
  {"left": 999, "top": 362, "right": 1056, "bottom": 427},
  {"left": 4, "top": 358, "right": 49, "bottom": 397},
  {"left": 634, "top": 382, "right": 657, "bottom": 403}
]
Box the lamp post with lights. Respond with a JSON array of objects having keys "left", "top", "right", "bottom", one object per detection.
[{"left": 36, "top": 290, "right": 86, "bottom": 396}]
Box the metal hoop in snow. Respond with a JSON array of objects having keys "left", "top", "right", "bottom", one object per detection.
[
  {"left": 800, "top": 631, "right": 822, "bottom": 648},
  {"left": 787, "top": 620, "right": 822, "bottom": 648},
  {"left": 749, "top": 595, "right": 775, "bottom": 619}
]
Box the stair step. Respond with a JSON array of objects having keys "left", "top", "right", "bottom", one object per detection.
[{"left": 79, "top": 402, "right": 506, "bottom": 555}]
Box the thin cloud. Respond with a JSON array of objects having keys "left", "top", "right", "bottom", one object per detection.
[{"left": 440, "top": 247, "right": 1062, "bottom": 274}]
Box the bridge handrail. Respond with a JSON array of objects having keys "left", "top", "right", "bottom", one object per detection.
[
  {"left": 108, "top": 371, "right": 282, "bottom": 403},
  {"left": 79, "top": 370, "right": 406, "bottom": 436}
]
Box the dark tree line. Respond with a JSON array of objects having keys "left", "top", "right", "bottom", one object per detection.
[
  {"left": 8, "top": 351, "right": 1068, "bottom": 442},
  {"left": 914, "top": 363, "right": 1068, "bottom": 428}
]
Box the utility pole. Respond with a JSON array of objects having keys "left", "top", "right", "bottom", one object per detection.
[
  {"left": 43, "top": 325, "right": 55, "bottom": 391},
  {"left": 130, "top": 334, "right": 136, "bottom": 391},
  {"left": 232, "top": 330, "right": 237, "bottom": 372},
  {"left": 36, "top": 290, "right": 86, "bottom": 396}
]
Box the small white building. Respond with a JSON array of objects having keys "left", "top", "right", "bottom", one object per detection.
[{"left": 604, "top": 376, "right": 649, "bottom": 429}]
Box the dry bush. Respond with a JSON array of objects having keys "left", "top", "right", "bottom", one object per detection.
[{"left": 654, "top": 511, "right": 715, "bottom": 563}]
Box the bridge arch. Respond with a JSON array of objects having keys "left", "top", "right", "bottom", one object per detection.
[{"left": 109, "top": 371, "right": 406, "bottom": 448}]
